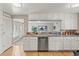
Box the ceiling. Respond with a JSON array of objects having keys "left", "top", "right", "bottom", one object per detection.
[{"left": 1, "top": 3, "right": 79, "bottom": 15}]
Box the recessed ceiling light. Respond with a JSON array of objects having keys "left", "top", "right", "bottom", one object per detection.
[
  {"left": 67, "top": 3, "right": 79, "bottom": 8},
  {"left": 71, "top": 4, "right": 79, "bottom": 8},
  {"left": 12, "top": 3, "right": 22, "bottom": 7}
]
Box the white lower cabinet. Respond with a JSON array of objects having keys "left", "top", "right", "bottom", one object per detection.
[
  {"left": 23, "top": 37, "right": 38, "bottom": 51},
  {"left": 23, "top": 36, "right": 79, "bottom": 51},
  {"left": 63, "top": 37, "right": 72, "bottom": 50},
  {"left": 48, "top": 37, "right": 63, "bottom": 51},
  {"left": 49, "top": 37, "right": 79, "bottom": 51},
  {"left": 63, "top": 37, "right": 79, "bottom": 50},
  {"left": 72, "top": 37, "right": 79, "bottom": 50}
]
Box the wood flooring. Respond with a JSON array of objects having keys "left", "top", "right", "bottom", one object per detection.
[
  {"left": 0, "top": 47, "right": 74, "bottom": 56},
  {"left": 0, "top": 39, "right": 74, "bottom": 56}
]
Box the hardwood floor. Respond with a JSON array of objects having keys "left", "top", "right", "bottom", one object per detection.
[
  {"left": 0, "top": 47, "right": 13, "bottom": 56},
  {"left": 0, "top": 47, "right": 74, "bottom": 56},
  {"left": 0, "top": 39, "right": 74, "bottom": 56},
  {"left": 26, "top": 51, "right": 74, "bottom": 56},
  {"left": 25, "top": 52, "right": 38, "bottom": 56}
]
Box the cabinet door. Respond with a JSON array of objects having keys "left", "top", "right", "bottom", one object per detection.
[
  {"left": 71, "top": 14, "right": 77, "bottom": 29},
  {"left": 23, "top": 37, "right": 38, "bottom": 51},
  {"left": 49, "top": 37, "right": 63, "bottom": 51},
  {"left": 61, "top": 13, "right": 65, "bottom": 30},
  {"left": 23, "top": 37, "right": 30, "bottom": 51},
  {"left": 30, "top": 37, "right": 38, "bottom": 51},
  {"left": 72, "top": 37, "right": 79, "bottom": 50},
  {"left": 64, "top": 13, "right": 77, "bottom": 30},
  {"left": 76, "top": 37, "right": 79, "bottom": 50},
  {"left": 64, "top": 37, "right": 72, "bottom": 50},
  {"left": 64, "top": 14, "right": 71, "bottom": 30}
]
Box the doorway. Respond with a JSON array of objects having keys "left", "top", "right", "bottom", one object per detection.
[{"left": 13, "top": 19, "right": 24, "bottom": 42}]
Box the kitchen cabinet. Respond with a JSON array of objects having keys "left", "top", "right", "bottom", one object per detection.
[
  {"left": 63, "top": 13, "right": 77, "bottom": 30},
  {"left": 71, "top": 37, "right": 79, "bottom": 50},
  {"left": 63, "top": 37, "right": 73, "bottom": 50},
  {"left": 63, "top": 37, "right": 79, "bottom": 50},
  {"left": 49, "top": 37, "right": 79, "bottom": 51},
  {"left": 48, "top": 37, "right": 64, "bottom": 51},
  {"left": 23, "top": 37, "right": 38, "bottom": 51}
]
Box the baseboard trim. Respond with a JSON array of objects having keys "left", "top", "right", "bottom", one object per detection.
[{"left": 0, "top": 46, "right": 12, "bottom": 55}]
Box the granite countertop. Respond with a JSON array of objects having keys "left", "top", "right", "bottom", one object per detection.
[
  {"left": 26, "top": 34, "right": 61, "bottom": 37},
  {"left": 25, "top": 34, "right": 79, "bottom": 37},
  {"left": 24, "top": 32, "right": 79, "bottom": 37}
]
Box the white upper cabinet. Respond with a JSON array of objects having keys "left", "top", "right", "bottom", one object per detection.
[{"left": 63, "top": 13, "right": 77, "bottom": 30}]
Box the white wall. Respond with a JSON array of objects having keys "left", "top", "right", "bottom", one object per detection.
[
  {"left": 28, "top": 13, "right": 62, "bottom": 20},
  {"left": 0, "top": 4, "right": 3, "bottom": 11},
  {"left": 28, "top": 21, "right": 53, "bottom": 32},
  {"left": 0, "top": 10, "right": 12, "bottom": 54}
]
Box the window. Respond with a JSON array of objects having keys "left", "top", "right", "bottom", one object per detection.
[{"left": 13, "top": 19, "right": 24, "bottom": 39}]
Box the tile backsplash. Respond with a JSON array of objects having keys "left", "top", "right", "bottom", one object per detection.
[{"left": 28, "top": 20, "right": 61, "bottom": 32}]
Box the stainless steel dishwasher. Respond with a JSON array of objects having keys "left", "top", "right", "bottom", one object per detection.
[{"left": 38, "top": 37, "right": 48, "bottom": 52}]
